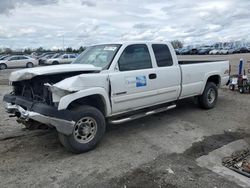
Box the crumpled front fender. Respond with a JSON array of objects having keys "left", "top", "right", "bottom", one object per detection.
[{"left": 58, "top": 87, "right": 111, "bottom": 116}]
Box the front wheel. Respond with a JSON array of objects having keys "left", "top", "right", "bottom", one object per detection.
[
  {"left": 0, "top": 63, "right": 7, "bottom": 70},
  {"left": 52, "top": 61, "right": 59, "bottom": 65},
  {"left": 26, "top": 62, "right": 34, "bottom": 68},
  {"left": 198, "top": 82, "right": 218, "bottom": 109},
  {"left": 58, "top": 105, "right": 106, "bottom": 153}
]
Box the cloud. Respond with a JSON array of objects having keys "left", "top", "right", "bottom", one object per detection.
[
  {"left": 81, "top": 0, "right": 96, "bottom": 7},
  {"left": 0, "top": 0, "right": 58, "bottom": 14},
  {"left": 0, "top": 0, "right": 250, "bottom": 49}
]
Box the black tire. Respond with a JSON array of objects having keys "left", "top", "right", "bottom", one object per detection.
[
  {"left": 26, "top": 62, "right": 34, "bottom": 68},
  {"left": 58, "top": 105, "right": 106, "bottom": 153},
  {"left": 198, "top": 82, "right": 218, "bottom": 109},
  {"left": 0, "top": 63, "right": 7, "bottom": 70},
  {"left": 52, "top": 61, "right": 59, "bottom": 65},
  {"left": 229, "top": 85, "right": 235, "bottom": 91},
  {"left": 239, "top": 87, "right": 245, "bottom": 94}
]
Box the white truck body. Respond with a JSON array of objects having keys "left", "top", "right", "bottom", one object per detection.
[{"left": 4, "top": 41, "right": 230, "bottom": 153}]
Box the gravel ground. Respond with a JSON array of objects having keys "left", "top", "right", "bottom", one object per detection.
[{"left": 0, "top": 55, "right": 250, "bottom": 188}]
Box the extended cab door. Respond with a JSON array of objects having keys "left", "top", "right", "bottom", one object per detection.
[
  {"left": 150, "top": 43, "right": 181, "bottom": 103},
  {"left": 109, "top": 43, "right": 181, "bottom": 114}
]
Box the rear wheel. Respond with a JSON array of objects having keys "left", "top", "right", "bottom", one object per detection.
[
  {"left": 239, "top": 87, "right": 245, "bottom": 94},
  {"left": 229, "top": 85, "right": 235, "bottom": 91},
  {"left": 58, "top": 105, "right": 106, "bottom": 153},
  {"left": 198, "top": 82, "right": 218, "bottom": 109},
  {"left": 26, "top": 62, "right": 34, "bottom": 68},
  {"left": 0, "top": 63, "right": 7, "bottom": 70},
  {"left": 52, "top": 61, "right": 59, "bottom": 65}
]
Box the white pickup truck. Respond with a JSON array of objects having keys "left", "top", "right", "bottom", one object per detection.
[{"left": 3, "top": 41, "right": 229, "bottom": 153}]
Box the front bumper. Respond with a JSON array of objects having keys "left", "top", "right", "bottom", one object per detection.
[{"left": 4, "top": 94, "right": 75, "bottom": 135}]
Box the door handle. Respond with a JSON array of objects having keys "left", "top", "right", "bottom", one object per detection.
[{"left": 149, "top": 73, "right": 157, "bottom": 79}]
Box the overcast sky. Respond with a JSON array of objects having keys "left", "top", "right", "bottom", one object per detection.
[{"left": 0, "top": 0, "right": 249, "bottom": 49}]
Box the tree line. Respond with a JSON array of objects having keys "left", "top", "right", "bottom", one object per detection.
[{"left": 0, "top": 40, "right": 184, "bottom": 55}]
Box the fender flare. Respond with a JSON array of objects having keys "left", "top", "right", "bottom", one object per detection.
[
  {"left": 58, "top": 87, "right": 111, "bottom": 116},
  {"left": 201, "top": 72, "right": 221, "bottom": 94}
]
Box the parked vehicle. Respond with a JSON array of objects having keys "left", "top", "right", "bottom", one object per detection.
[
  {"left": 179, "top": 48, "right": 190, "bottom": 55},
  {"left": 3, "top": 41, "right": 229, "bottom": 153},
  {"left": 209, "top": 49, "right": 220, "bottom": 55},
  {"left": 39, "top": 54, "right": 56, "bottom": 65},
  {"left": 189, "top": 48, "right": 199, "bottom": 55},
  {"left": 44, "top": 54, "right": 77, "bottom": 65},
  {"left": 198, "top": 48, "right": 211, "bottom": 55},
  {"left": 0, "top": 55, "right": 10, "bottom": 60},
  {"left": 38, "top": 52, "right": 56, "bottom": 64},
  {"left": 237, "top": 47, "right": 249, "bottom": 53},
  {"left": 0, "top": 55, "right": 38, "bottom": 70},
  {"left": 175, "top": 49, "right": 180, "bottom": 55},
  {"left": 228, "top": 48, "right": 236, "bottom": 54},
  {"left": 218, "top": 48, "right": 229, "bottom": 55}
]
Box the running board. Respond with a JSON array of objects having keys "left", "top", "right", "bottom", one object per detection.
[{"left": 109, "top": 104, "right": 176, "bottom": 125}]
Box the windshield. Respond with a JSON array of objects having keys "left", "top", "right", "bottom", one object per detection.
[
  {"left": 52, "top": 53, "right": 62, "bottom": 58},
  {"left": 72, "top": 44, "right": 121, "bottom": 69},
  {"left": 0, "top": 55, "right": 9, "bottom": 60}
]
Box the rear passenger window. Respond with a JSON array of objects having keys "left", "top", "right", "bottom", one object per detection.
[
  {"left": 118, "top": 44, "right": 152, "bottom": 71},
  {"left": 152, "top": 44, "right": 173, "bottom": 67}
]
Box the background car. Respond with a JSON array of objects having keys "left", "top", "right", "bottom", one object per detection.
[
  {"left": 179, "top": 48, "right": 190, "bottom": 55},
  {"left": 209, "top": 49, "right": 220, "bottom": 55},
  {"left": 198, "top": 48, "right": 211, "bottom": 55},
  {"left": 44, "top": 54, "right": 77, "bottom": 65},
  {"left": 0, "top": 55, "right": 38, "bottom": 70},
  {"left": 37, "top": 52, "right": 56, "bottom": 64},
  {"left": 228, "top": 48, "right": 236, "bottom": 54},
  {"left": 38, "top": 54, "right": 56, "bottom": 65},
  {"left": 218, "top": 48, "right": 229, "bottom": 55},
  {"left": 0, "top": 55, "right": 10, "bottom": 60},
  {"left": 237, "top": 47, "right": 249, "bottom": 53}
]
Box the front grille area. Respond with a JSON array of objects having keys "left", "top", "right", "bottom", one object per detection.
[{"left": 13, "top": 80, "right": 53, "bottom": 105}]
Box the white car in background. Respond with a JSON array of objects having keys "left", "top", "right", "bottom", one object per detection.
[
  {"left": 218, "top": 48, "right": 229, "bottom": 55},
  {"left": 44, "top": 54, "right": 77, "bottom": 65},
  {"left": 209, "top": 49, "right": 220, "bottom": 55},
  {"left": 0, "top": 55, "right": 38, "bottom": 70}
]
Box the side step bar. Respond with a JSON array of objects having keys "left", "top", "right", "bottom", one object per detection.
[{"left": 109, "top": 104, "right": 176, "bottom": 125}]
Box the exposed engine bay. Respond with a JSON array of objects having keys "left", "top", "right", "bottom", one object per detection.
[{"left": 12, "top": 72, "right": 88, "bottom": 106}]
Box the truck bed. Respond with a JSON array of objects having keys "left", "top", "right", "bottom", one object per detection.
[{"left": 179, "top": 60, "right": 229, "bottom": 99}]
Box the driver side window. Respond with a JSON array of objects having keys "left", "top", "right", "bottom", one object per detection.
[
  {"left": 63, "top": 55, "right": 68, "bottom": 59},
  {"left": 118, "top": 44, "right": 152, "bottom": 71},
  {"left": 9, "top": 56, "right": 18, "bottom": 61}
]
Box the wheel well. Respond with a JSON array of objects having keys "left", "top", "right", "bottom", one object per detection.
[
  {"left": 0, "top": 63, "right": 7, "bottom": 68},
  {"left": 207, "top": 75, "right": 220, "bottom": 86},
  {"left": 68, "top": 95, "right": 106, "bottom": 115}
]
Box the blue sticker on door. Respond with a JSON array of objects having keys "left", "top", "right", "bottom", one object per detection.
[{"left": 136, "top": 76, "right": 147, "bottom": 87}]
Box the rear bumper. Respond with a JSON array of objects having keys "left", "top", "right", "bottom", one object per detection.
[{"left": 3, "top": 94, "right": 75, "bottom": 135}]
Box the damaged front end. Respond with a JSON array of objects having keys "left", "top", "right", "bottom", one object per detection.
[{"left": 4, "top": 70, "right": 100, "bottom": 134}]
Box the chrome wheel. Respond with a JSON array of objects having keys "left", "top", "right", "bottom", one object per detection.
[
  {"left": 73, "top": 117, "right": 97, "bottom": 143},
  {"left": 207, "top": 88, "right": 216, "bottom": 104}
]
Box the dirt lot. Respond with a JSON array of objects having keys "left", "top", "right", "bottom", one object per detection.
[{"left": 0, "top": 55, "right": 250, "bottom": 188}]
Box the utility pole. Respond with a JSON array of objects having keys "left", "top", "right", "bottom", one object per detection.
[{"left": 63, "top": 35, "right": 65, "bottom": 52}]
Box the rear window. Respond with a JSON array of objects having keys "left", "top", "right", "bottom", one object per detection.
[{"left": 152, "top": 44, "right": 173, "bottom": 67}]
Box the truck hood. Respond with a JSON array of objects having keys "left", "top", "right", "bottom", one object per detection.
[{"left": 9, "top": 64, "right": 102, "bottom": 82}]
